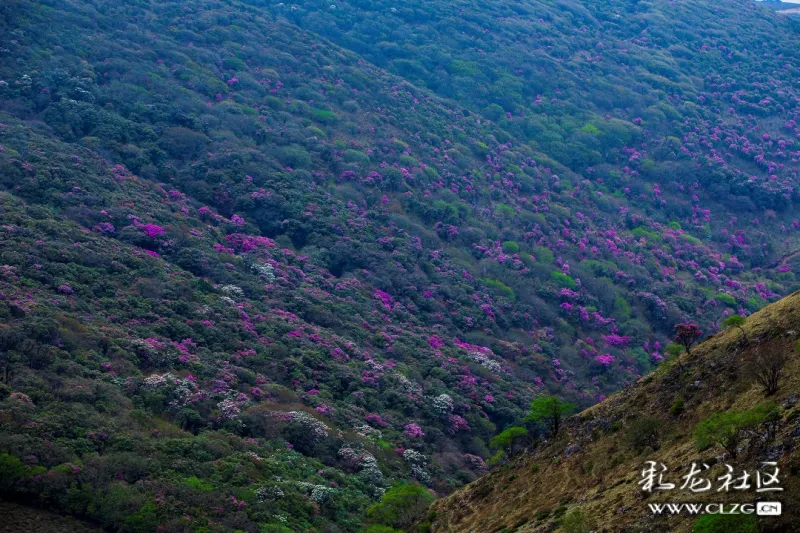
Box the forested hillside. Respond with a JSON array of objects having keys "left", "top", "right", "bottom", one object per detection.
[{"left": 0, "top": 0, "right": 799, "bottom": 531}]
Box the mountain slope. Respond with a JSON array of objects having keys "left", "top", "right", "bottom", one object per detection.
[
  {"left": 0, "top": 0, "right": 798, "bottom": 531},
  {"left": 431, "top": 290, "right": 800, "bottom": 532},
  {"left": 273, "top": 0, "right": 800, "bottom": 210}
]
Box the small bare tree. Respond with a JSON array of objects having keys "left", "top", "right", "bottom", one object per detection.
[{"left": 746, "top": 349, "right": 787, "bottom": 396}]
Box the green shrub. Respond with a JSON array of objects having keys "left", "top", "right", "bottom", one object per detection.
[
  {"left": 631, "top": 227, "right": 662, "bottom": 243},
  {"left": 123, "top": 501, "right": 159, "bottom": 533},
  {"left": 277, "top": 145, "right": 312, "bottom": 168},
  {"left": 501, "top": 241, "right": 520, "bottom": 254},
  {"left": 669, "top": 398, "right": 685, "bottom": 417},
  {"left": 184, "top": 476, "right": 213, "bottom": 492},
  {"left": 490, "top": 426, "right": 528, "bottom": 450},
  {"left": 681, "top": 233, "right": 702, "bottom": 246},
  {"left": 311, "top": 109, "right": 337, "bottom": 123},
  {"left": 694, "top": 402, "right": 779, "bottom": 457},
  {"left": 0, "top": 453, "right": 24, "bottom": 492},
  {"left": 366, "top": 484, "right": 435, "bottom": 530},
  {"left": 612, "top": 295, "right": 631, "bottom": 319},
  {"left": 484, "top": 278, "right": 515, "bottom": 299},
  {"left": 551, "top": 271, "right": 576, "bottom": 289},
  {"left": 560, "top": 508, "right": 597, "bottom": 533},
  {"left": 363, "top": 527, "right": 403, "bottom": 533},
  {"left": 344, "top": 149, "right": 370, "bottom": 164},
  {"left": 692, "top": 513, "right": 756, "bottom": 533},
  {"left": 625, "top": 417, "right": 662, "bottom": 452},
  {"left": 495, "top": 203, "right": 515, "bottom": 217},
  {"left": 487, "top": 451, "right": 505, "bottom": 466},
  {"left": 715, "top": 293, "right": 737, "bottom": 306},
  {"left": 533, "top": 246, "right": 555, "bottom": 263},
  {"left": 526, "top": 396, "right": 576, "bottom": 436}
]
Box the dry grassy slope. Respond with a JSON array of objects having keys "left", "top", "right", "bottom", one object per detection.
[{"left": 431, "top": 291, "right": 800, "bottom": 533}]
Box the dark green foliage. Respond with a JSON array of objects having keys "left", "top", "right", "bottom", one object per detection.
[
  {"left": 694, "top": 402, "right": 779, "bottom": 458},
  {"left": 501, "top": 241, "right": 519, "bottom": 254},
  {"left": 721, "top": 315, "right": 747, "bottom": 343},
  {"left": 669, "top": 398, "right": 685, "bottom": 417},
  {"left": 363, "top": 526, "right": 403, "bottom": 533},
  {"left": 489, "top": 426, "right": 528, "bottom": 452},
  {"left": 484, "top": 278, "right": 516, "bottom": 300},
  {"left": 551, "top": 271, "right": 577, "bottom": 290},
  {"left": 560, "top": 508, "right": 597, "bottom": 533},
  {"left": 624, "top": 417, "right": 662, "bottom": 452},
  {"left": 692, "top": 513, "right": 757, "bottom": 533},
  {"left": 366, "top": 484, "right": 435, "bottom": 530},
  {"left": 525, "top": 396, "right": 577, "bottom": 437},
  {"left": 0, "top": 453, "right": 24, "bottom": 492}
]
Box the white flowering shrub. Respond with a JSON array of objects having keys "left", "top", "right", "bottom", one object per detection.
[
  {"left": 168, "top": 380, "right": 195, "bottom": 408},
  {"left": 217, "top": 398, "right": 241, "bottom": 420},
  {"left": 470, "top": 352, "right": 503, "bottom": 373},
  {"left": 403, "top": 449, "right": 431, "bottom": 484},
  {"left": 251, "top": 261, "right": 276, "bottom": 281},
  {"left": 354, "top": 424, "right": 382, "bottom": 441},
  {"left": 142, "top": 373, "right": 176, "bottom": 388},
  {"left": 397, "top": 373, "right": 423, "bottom": 396},
  {"left": 291, "top": 411, "right": 329, "bottom": 439},
  {"left": 402, "top": 449, "right": 426, "bottom": 466},
  {"left": 359, "top": 454, "right": 384, "bottom": 485},
  {"left": 338, "top": 447, "right": 384, "bottom": 485},
  {"left": 411, "top": 465, "right": 432, "bottom": 484},
  {"left": 296, "top": 482, "right": 337, "bottom": 505},
  {"left": 256, "top": 485, "right": 285, "bottom": 502},
  {"left": 132, "top": 339, "right": 173, "bottom": 366},
  {"left": 220, "top": 284, "right": 244, "bottom": 298},
  {"left": 338, "top": 446, "right": 359, "bottom": 466},
  {"left": 432, "top": 393, "right": 454, "bottom": 416},
  {"left": 310, "top": 485, "right": 336, "bottom": 505}
]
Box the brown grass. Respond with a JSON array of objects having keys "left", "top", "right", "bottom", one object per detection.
[{"left": 431, "top": 291, "right": 800, "bottom": 533}]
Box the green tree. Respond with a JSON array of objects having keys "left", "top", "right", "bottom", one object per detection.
[
  {"left": 366, "top": 484, "right": 435, "bottom": 530},
  {"left": 525, "top": 396, "right": 576, "bottom": 437},
  {"left": 0, "top": 453, "right": 24, "bottom": 492},
  {"left": 489, "top": 426, "right": 528, "bottom": 455},
  {"left": 721, "top": 314, "right": 747, "bottom": 344},
  {"left": 693, "top": 402, "right": 778, "bottom": 458}
]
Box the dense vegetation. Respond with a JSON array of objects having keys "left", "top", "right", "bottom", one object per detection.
[{"left": 0, "top": 0, "right": 799, "bottom": 531}]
